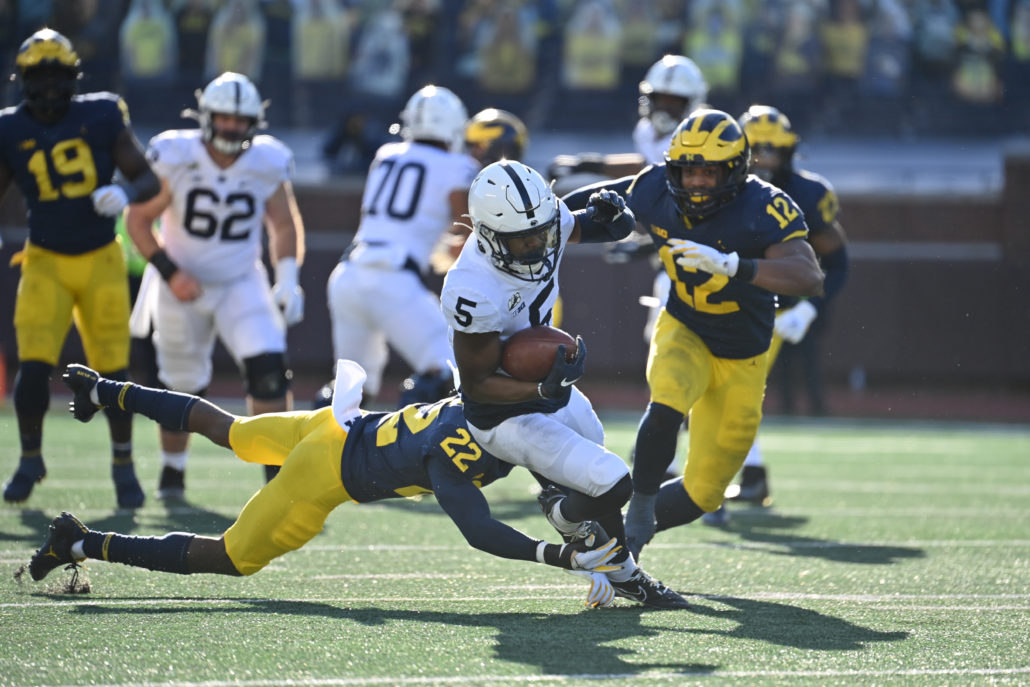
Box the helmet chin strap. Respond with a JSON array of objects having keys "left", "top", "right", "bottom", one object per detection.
[{"left": 651, "top": 111, "right": 680, "bottom": 136}]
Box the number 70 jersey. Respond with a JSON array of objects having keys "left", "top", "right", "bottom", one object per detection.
[{"left": 146, "top": 129, "right": 293, "bottom": 283}]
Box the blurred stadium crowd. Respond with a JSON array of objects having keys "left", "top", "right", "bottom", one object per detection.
[{"left": 1, "top": 0, "right": 1027, "bottom": 159}]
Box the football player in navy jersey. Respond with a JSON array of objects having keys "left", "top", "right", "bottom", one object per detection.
[
  {"left": 563, "top": 110, "right": 824, "bottom": 558},
  {"left": 25, "top": 361, "right": 622, "bottom": 609},
  {"left": 0, "top": 29, "right": 160, "bottom": 507},
  {"left": 701, "top": 105, "right": 850, "bottom": 523}
]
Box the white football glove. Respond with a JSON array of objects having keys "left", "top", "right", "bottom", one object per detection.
[
  {"left": 774, "top": 300, "right": 818, "bottom": 344},
  {"left": 669, "top": 238, "right": 740, "bottom": 277},
  {"left": 272, "top": 257, "right": 305, "bottom": 326},
  {"left": 567, "top": 570, "right": 616, "bottom": 608},
  {"left": 90, "top": 184, "right": 130, "bottom": 217},
  {"left": 568, "top": 535, "right": 623, "bottom": 573}
]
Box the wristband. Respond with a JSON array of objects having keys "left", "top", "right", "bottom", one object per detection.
[
  {"left": 735, "top": 257, "right": 756, "bottom": 282},
  {"left": 150, "top": 249, "right": 179, "bottom": 282},
  {"left": 535, "top": 541, "right": 548, "bottom": 564},
  {"left": 118, "top": 182, "right": 140, "bottom": 204},
  {"left": 541, "top": 542, "right": 567, "bottom": 568}
]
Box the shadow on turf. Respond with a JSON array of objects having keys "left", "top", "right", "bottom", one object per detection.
[
  {"left": 704, "top": 509, "right": 926, "bottom": 565},
  {"left": 71, "top": 599, "right": 715, "bottom": 675},
  {"left": 684, "top": 595, "right": 910, "bottom": 650}
]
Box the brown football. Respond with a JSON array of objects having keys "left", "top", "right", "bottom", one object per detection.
[{"left": 501, "top": 326, "right": 578, "bottom": 382}]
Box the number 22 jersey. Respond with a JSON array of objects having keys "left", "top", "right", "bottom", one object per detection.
[{"left": 146, "top": 129, "right": 293, "bottom": 283}]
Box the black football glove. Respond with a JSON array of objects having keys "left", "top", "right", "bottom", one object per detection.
[
  {"left": 538, "top": 337, "right": 587, "bottom": 399},
  {"left": 586, "top": 189, "right": 627, "bottom": 225}
]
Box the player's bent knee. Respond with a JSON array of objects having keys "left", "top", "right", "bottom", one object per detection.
[
  {"left": 13, "top": 360, "right": 54, "bottom": 415},
  {"left": 595, "top": 474, "right": 633, "bottom": 511},
  {"left": 243, "top": 353, "right": 292, "bottom": 401}
]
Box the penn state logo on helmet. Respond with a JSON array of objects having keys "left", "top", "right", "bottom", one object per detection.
[
  {"left": 739, "top": 105, "right": 799, "bottom": 186},
  {"left": 15, "top": 29, "right": 81, "bottom": 120},
  {"left": 639, "top": 55, "right": 709, "bottom": 136},
  {"left": 664, "top": 109, "right": 750, "bottom": 219},
  {"left": 184, "top": 72, "right": 268, "bottom": 155},
  {"left": 465, "top": 108, "right": 529, "bottom": 166},
  {"left": 467, "top": 161, "right": 561, "bottom": 283}
]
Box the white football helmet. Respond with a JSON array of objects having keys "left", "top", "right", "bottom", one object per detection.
[
  {"left": 397, "top": 85, "right": 468, "bottom": 152},
  {"left": 639, "top": 55, "right": 709, "bottom": 136},
  {"left": 468, "top": 161, "right": 560, "bottom": 282},
  {"left": 188, "top": 72, "right": 267, "bottom": 155}
]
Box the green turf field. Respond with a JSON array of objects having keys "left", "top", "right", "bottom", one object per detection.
[{"left": 1, "top": 403, "right": 1028, "bottom": 686}]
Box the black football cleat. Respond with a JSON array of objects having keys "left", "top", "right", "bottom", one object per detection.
[
  {"left": 112, "top": 462, "right": 145, "bottom": 509},
  {"left": 725, "top": 465, "right": 772, "bottom": 506},
  {"left": 611, "top": 568, "right": 691, "bottom": 609},
  {"left": 29, "top": 511, "right": 88, "bottom": 582},
  {"left": 61, "top": 364, "right": 104, "bottom": 422},
  {"left": 156, "top": 466, "right": 185, "bottom": 501},
  {"left": 3, "top": 456, "right": 47, "bottom": 503}
]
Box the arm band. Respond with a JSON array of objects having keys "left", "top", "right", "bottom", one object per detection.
[
  {"left": 150, "top": 249, "right": 179, "bottom": 282},
  {"left": 735, "top": 258, "right": 757, "bottom": 283}
]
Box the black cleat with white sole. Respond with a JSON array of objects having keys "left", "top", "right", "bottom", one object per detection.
[{"left": 611, "top": 568, "right": 690, "bottom": 609}]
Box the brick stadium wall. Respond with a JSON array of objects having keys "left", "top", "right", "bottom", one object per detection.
[{"left": 2, "top": 156, "right": 1029, "bottom": 393}]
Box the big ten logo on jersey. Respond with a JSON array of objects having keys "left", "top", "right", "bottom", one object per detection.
[
  {"left": 507, "top": 292, "right": 524, "bottom": 315},
  {"left": 183, "top": 188, "right": 256, "bottom": 241}
]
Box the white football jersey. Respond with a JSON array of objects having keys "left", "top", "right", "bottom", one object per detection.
[
  {"left": 632, "top": 118, "right": 672, "bottom": 166},
  {"left": 353, "top": 141, "right": 478, "bottom": 273},
  {"left": 147, "top": 130, "right": 293, "bottom": 283},
  {"left": 441, "top": 201, "right": 575, "bottom": 344}
]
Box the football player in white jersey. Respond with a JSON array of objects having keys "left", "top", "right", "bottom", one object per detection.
[
  {"left": 327, "top": 85, "right": 478, "bottom": 407},
  {"left": 440, "top": 160, "right": 689, "bottom": 609},
  {"left": 126, "top": 72, "right": 306, "bottom": 498}
]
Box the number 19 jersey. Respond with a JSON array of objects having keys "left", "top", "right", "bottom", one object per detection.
[{"left": 146, "top": 129, "right": 293, "bottom": 283}]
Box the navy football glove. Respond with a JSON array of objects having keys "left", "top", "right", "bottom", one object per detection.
[{"left": 538, "top": 337, "right": 587, "bottom": 399}]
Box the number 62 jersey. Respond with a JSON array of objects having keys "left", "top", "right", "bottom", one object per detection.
[{"left": 145, "top": 129, "right": 293, "bottom": 284}]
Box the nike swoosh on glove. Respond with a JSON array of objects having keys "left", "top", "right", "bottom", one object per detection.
[{"left": 669, "top": 238, "right": 740, "bottom": 277}]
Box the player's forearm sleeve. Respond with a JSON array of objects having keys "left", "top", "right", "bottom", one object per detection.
[
  {"left": 560, "top": 176, "right": 634, "bottom": 211},
  {"left": 428, "top": 460, "right": 537, "bottom": 561}
]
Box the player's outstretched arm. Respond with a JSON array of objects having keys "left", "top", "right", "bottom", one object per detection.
[
  {"left": 62, "top": 364, "right": 236, "bottom": 448},
  {"left": 428, "top": 459, "right": 621, "bottom": 573}
]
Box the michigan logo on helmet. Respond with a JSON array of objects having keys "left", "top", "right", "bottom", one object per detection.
[
  {"left": 392, "top": 85, "right": 468, "bottom": 153},
  {"left": 738, "top": 105, "right": 799, "bottom": 186},
  {"left": 465, "top": 109, "right": 529, "bottom": 166},
  {"left": 16, "top": 29, "right": 81, "bottom": 121},
  {"left": 468, "top": 161, "right": 560, "bottom": 282},
  {"left": 639, "top": 55, "right": 709, "bottom": 136},
  {"left": 184, "top": 72, "right": 267, "bottom": 155},
  {"left": 664, "top": 109, "right": 750, "bottom": 218}
]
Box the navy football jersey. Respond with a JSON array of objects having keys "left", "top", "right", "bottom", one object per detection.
[
  {"left": 626, "top": 165, "right": 809, "bottom": 358},
  {"left": 339, "top": 396, "right": 514, "bottom": 503},
  {"left": 776, "top": 169, "right": 840, "bottom": 310},
  {"left": 0, "top": 93, "right": 128, "bottom": 254}
]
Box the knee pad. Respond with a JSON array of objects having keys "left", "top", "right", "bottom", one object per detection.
[
  {"left": 242, "top": 353, "right": 292, "bottom": 401},
  {"left": 397, "top": 369, "right": 455, "bottom": 408},
  {"left": 13, "top": 361, "right": 53, "bottom": 415}
]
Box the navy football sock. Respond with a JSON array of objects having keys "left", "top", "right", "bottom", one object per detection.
[
  {"left": 82, "top": 530, "right": 194, "bottom": 574},
  {"left": 96, "top": 381, "right": 198, "bottom": 432}
]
